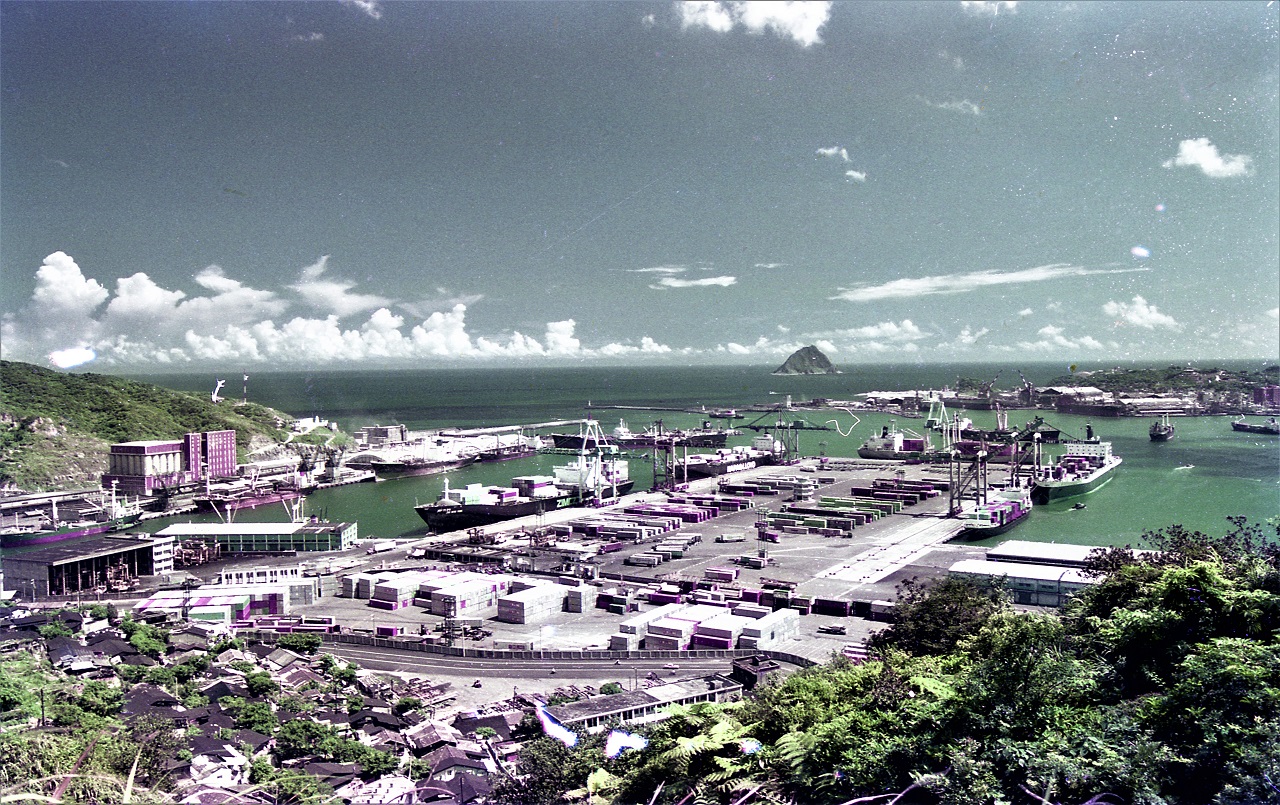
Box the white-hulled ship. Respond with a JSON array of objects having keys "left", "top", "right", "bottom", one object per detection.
[{"left": 1030, "top": 437, "right": 1122, "bottom": 504}]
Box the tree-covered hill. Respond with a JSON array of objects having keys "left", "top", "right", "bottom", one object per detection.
[
  {"left": 1044, "top": 364, "right": 1279, "bottom": 396},
  {"left": 0, "top": 360, "right": 296, "bottom": 490}
]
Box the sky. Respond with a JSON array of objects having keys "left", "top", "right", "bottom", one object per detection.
[{"left": 2, "top": 1, "right": 1277, "bottom": 371}]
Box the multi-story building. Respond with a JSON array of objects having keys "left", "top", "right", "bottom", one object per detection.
[{"left": 101, "top": 430, "right": 237, "bottom": 496}]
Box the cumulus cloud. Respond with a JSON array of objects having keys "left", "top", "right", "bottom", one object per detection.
[
  {"left": 961, "top": 1, "right": 1017, "bottom": 16},
  {"left": 1103, "top": 295, "right": 1181, "bottom": 330},
  {"left": 845, "top": 170, "right": 867, "bottom": 182},
  {"left": 3, "top": 252, "right": 681, "bottom": 368},
  {"left": 831, "top": 263, "right": 1147, "bottom": 302},
  {"left": 678, "top": 1, "right": 833, "bottom": 47},
  {"left": 1017, "top": 308, "right": 1035, "bottom": 317},
  {"left": 816, "top": 146, "right": 850, "bottom": 162},
  {"left": 289, "top": 255, "right": 393, "bottom": 317},
  {"left": 1162, "top": 138, "right": 1254, "bottom": 178},
  {"left": 341, "top": 0, "right": 382, "bottom": 19},
  {"left": 916, "top": 96, "right": 981, "bottom": 115},
  {"left": 293, "top": 32, "right": 324, "bottom": 42},
  {"left": 650, "top": 275, "right": 737, "bottom": 289},
  {"left": 955, "top": 326, "right": 990, "bottom": 345},
  {"left": 1017, "top": 325, "right": 1105, "bottom": 353}
]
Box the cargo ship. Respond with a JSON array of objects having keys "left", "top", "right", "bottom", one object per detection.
[
  {"left": 0, "top": 489, "right": 143, "bottom": 549},
  {"left": 1030, "top": 439, "right": 1122, "bottom": 504},
  {"left": 955, "top": 485, "right": 1032, "bottom": 539},
  {"left": 857, "top": 421, "right": 936, "bottom": 460},
  {"left": 194, "top": 481, "right": 303, "bottom": 514},
  {"left": 548, "top": 419, "right": 731, "bottom": 450},
  {"left": 674, "top": 435, "right": 781, "bottom": 479},
  {"left": 1230, "top": 416, "right": 1279, "bottom": 436},
  {"left": 416, "top": 421, "right": 633, "bottom": 532},
  {"left": 1149, "top": 414, "right": 1176, "bottom": 442},
  {"left": 346, "top": 440, "right": 480, "bottom": 479}
]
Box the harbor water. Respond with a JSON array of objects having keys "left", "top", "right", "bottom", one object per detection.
[{"left": 122, "top": 363, "right": 1278, "bottom": 549}]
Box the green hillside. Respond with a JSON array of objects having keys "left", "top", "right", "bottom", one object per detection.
[{"left": 0, "top": 360, "right": 294, "bottom": 491}]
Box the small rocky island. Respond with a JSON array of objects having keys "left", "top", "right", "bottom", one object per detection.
[{"left": 773, "top": 345, "right": 840, "bottom": 376}]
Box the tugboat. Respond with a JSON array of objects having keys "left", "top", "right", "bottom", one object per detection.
[{"left": 1149, "top": 414, "right": 1176, "bottom": 442}]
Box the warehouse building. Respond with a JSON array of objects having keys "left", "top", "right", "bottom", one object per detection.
[
  {"left": 1, "top": 533, "right": 175, "bottom": 598},
  {"left": 948, "top": 558, "right": 1095, "bottom": 608},
  {"left": 155, "top": 520, "right": 357, "bottom": 553},
  {"left": 102, "top": 430, "right": 237, "bottom": 497}
]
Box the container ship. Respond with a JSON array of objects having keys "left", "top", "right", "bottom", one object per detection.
[
  {"left": 1149, "top": 414, "right": 1176, "bottom": 442},
  {"left": 0, "top": 489, "right": 142, "bottom": 549},
  {"left": 1030, "top": 439, "right": 1122, "bottom": 504},
  {"left": 955, "top": 485, "right": 1032, "bottom": 539},
  {"left": 674, "top": 435, "right": 782, "bottom": 479},
  {"left": 857, "top": 421, "right": 935, "bottom": 460},
  {"left": 416, "top": 421, "right": 633, "bottom": 532},
  {"left": 1230, "top": 416, "right": 1279, "bottom": 435}
]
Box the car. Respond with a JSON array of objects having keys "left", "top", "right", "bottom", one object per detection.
[{"left": 662, "top": 663, "right": 679, "bottom": 670}]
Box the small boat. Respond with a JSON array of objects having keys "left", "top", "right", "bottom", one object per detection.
[
  {"left": 1071, "top": 502, "right": 1087, "bottom": 510},
  {"left": 1149, "top": 414, "right": 1175, "bottom": 442},
  {"left": 1174, "top": 464, "right": 1195, "bottom": 470}
]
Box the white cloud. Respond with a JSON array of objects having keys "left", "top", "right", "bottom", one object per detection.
[
  {"left": 650, "top": 275, "right": 737, "bottom": 289},
  {"left": 816, "top": 146, "right": 850, "bottom": 162},
  {"left": 341, "top": 0, "right": 382, "bottom": 19},
  {"left": 1162, "top": 138, "right": 1254, "bottom": 178},
  {"left": 1017, "top": 308, "right": 1035, "bottom": 317},
  {"left": 814, "top": 339, "right": 837, "bottom": 355},
  {"left": 1269, "top": 308, "right": 1280, "bottom": 320},
  {"left": 955, "top": 326, "right": 990, "bottom": 345},
  {"left": 31, "top": 251, "right": 109, "bottom": 317},
  {"left": 629, "top": 265, "right": 687, "bottom": 274},
  {"left": 289, "top": 255, "right": 393, "bottom": 317},
  {"left": 544, "top": 320, "right": 582, "bottom": 356},
  {"left": 293, "top": 32, "right": 324, "bottom": 42},
  {"left": 678, "top": 1, "right": 832, "bottom": 47},
  {"left": 845, "top": 170, "right": 867, "bottom": 182},
  {"left": 832, "top": 263, "right": 1147, "bottom": 302},
  {"left": 598, "top": 337, "right": 674, "bottom": 357},
  {"left": 1103, "top": 295, "right": 1181, "bottom": 330},
  {"left": 961, "top": 1, "right": 1017, "bottom": 16},
  {"left": 1017, "top": 325, "right": 1105, "bottom": 353},
  {"left": 755, "top": 262, "right": 785, "bottom": 269},
  {"left": 48, "top": 347, "right": 97, "bottom": 369},
  {"left": 916, "top": 96, "right": 982, "bottom": 116}
]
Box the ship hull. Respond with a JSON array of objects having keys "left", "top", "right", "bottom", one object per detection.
[
  {"left": 1231, "top": 421, "right": 1280, "bottom": 435},
  {"left": 0, "top": 513, "right": 142, "bottom": 549},
  {"left": 957, "top": 509, "right": 1029, "bottom": 539},
  {"left": 1031, "top": 459, "right": 1121, "bottom": 504},
  {"left": 416, "top": 480, "right": 635, "bottom": 532},
  {"left": 1149, "top": 427, "right": 1175, "bottom": 442},
  {"left": 368, "top": 456, "right": 478, "bottom": 479},
  {"left": 195, "top": 489, "right": 301, "bottom": 513}
]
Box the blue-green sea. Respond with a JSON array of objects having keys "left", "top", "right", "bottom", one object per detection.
[{"left": 123, "top": 363, "right": 1278, "bottom": 548}]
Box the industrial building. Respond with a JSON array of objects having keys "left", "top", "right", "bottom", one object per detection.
[
  {"left": 155, "top": 520, "right": 358, "bottom": 553},
  {"left": 1, "top": 533, "right": 175, "bottom": 598},
  {"left": 544, "top": 675, "right": 743, "bottom": 731},
  {"left": 101, "top": 430, "right": 237, "bottom": 496},
  {"left": 947, "top": 558, "right": 1095, "bottom": 608}
]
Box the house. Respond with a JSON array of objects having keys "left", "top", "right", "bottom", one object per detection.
[
  {"left": 334, "top": 774, "right": 417, "bottom": 805},
  {"left": 276, "top": 664, "right": 324, "bottom": 690},
  {"left": 262, "top": 647, "right": 305, "bottom": 673},
  {"left": 404, "top": 721, "right": 464, "bottom": 757},
  {"left": 451, "top": 711, "right": 523, "bottom": 742},
  {"left": 123, "top": 683, "right": 183, "bottom": 715},
  {"left": 186, "top": 737, "right": 250, "bottom": 789},
  {"left": 416, "top": 773, "right": 493, "bottom": 804},
  {"left": 302, "top": 761, "right": 361, "bottom": 790},
  {"left": 418, "top": 746, "right": 491, "bottom": 782}
]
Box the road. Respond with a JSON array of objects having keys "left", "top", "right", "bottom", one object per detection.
[{"left": 324, "top": 642, "right": 735, "bottom": 680}]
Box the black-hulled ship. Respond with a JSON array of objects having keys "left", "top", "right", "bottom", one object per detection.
[
  {"left": 1149, "top": 414, "right": 1176, "bottom": 442},
  {"left": 416, "top": 420, "right": 633, "bottom": 532},
  {"left": 1231, "top": 416, "right": 1280, "bottom": 436},
  {"left": 548, "top": 419, "right": 730, "bottom": 450}
]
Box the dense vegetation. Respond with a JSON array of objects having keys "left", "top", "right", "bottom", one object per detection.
[
  {"left": 497, "top": 517, "right": 1280, "bottom": 805},
  {"left": 0, "top": 359, "right": 296, "bottom": 489},
  {"left": 1042, "top": 364, "right": 1279, "bottom": 396},
  {"left": 0, "top": 620, "right": 390, "bottom": 804}
]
